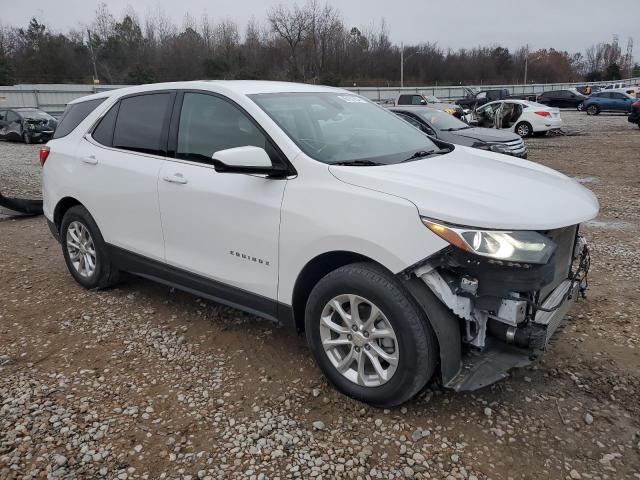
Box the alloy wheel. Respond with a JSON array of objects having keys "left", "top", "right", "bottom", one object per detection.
[
  {"left": 516, "top": 124, "right": 530, "bottom": 137},
  {"left": 66, "top": 221, "right": 97, "bottom": 278},
  {"left": 319, "top": 294, "right": 399, "bottom": 387}
]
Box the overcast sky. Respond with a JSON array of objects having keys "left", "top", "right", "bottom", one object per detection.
[{"left": 3, "top": 0, "right": 638, "bottom": 59}]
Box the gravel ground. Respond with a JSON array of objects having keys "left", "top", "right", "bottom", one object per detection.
[{"left": 1, "top": 111, "right": 640, "bottom": 480}]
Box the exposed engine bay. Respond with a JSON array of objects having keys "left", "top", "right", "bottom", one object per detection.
[{"left": 410, "top": 225, "right": 590, "bottom": 390}]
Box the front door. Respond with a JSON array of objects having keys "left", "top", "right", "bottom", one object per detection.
[{"left": 157, "top": 91, "right": 287, "bottom": 309}]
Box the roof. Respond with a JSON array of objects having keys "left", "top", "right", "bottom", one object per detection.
[
  {"left": 389, "top": 106, "right": 441, "bottom": 113},
  {"left": 68, "top": 80, "right": 347, "bottom": 105},
  {"left": 485, "top": 99, "right": 540, "bottom": 106}
]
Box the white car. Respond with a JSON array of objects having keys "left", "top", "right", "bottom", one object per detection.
[
  {"left": 466, "top": 99, "right": 562, "bottom": 137},
  {"left": 42, "top": 81, "right": 598, "bottom": 406}
]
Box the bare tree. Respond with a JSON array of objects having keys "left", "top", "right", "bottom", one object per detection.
[{"left": 267, "top": 3, "right": 310, "bottom": 80}]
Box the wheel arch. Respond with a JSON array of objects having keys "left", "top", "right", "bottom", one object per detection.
[
  {"left": 53, "top": 196, "right": 83, "bottom": 231},
  {"left": 289, "top": 250, "right": 383, "bottom": 333}
]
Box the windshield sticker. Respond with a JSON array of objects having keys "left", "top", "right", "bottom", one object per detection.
[{"left": 337, "top": 95, "right": 367, "bottom": 103}]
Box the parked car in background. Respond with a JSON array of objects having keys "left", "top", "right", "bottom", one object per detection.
[
  {"left": 628, "top": 100, "right": 640, "bottom": 128},
  {"left": 583, "top": 91, "right": 636, "bottom": 115},
  {"left": 455, "top": 88, "right": 510, "bottom": 109},
  {"left": 465, "top": 100, "right": 562, "bottom": 137},
  {"left": 42, "top": 81, "right": 597, "bottom": 406},
  {"left": 537, "top": 89, "right": 587, "bottom": 110},
  {"left": 0, "top": 108, "right": 57, "bottom": 143},
  {"left": 391, "top": 106, "right": 527, "bottom": 158},
  {"left": 395, "top": 93, "right": 463, "bottom": 118}
]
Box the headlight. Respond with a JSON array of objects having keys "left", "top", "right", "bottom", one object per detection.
[
  {"left": 422, "top": 219, "right": 556, "bottom": 264},
  {"left": 472, "top": 142, "right": 510, "bottom": 154}
]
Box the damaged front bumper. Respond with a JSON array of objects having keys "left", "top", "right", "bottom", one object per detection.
[{"left": 407, "top": 227, "right": 590, "bottom": 391}]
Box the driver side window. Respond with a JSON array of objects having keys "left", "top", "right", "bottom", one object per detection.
[{"left": 177, "top": 93, "right": 267, "bottom": 164}]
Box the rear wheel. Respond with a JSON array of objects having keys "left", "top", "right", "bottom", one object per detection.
[
  {"left": 305, "top": 262, "right": 438, "bottom": 407},
  {"left": 60, "top": 205, "right": 119, "bottom": 289},
  {"left": 515, "top": 121, "right": 532, "bottom": 137},
  {"left": 587, "top": 104, "right": 599, "bottom": 115}
]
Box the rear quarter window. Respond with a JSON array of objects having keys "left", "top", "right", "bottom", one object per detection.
[{"left": 53, "top": 98, "right": 107, "bottom": 139}]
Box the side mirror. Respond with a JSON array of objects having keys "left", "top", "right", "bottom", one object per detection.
[
  {"left": 420, "top": 99, "right": 427, "bottom": 105},
  {"left": 211, "top": 146, "right": 287, "bottom": 176}
]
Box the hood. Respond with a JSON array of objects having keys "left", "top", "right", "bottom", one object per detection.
[
  {"left": 329, "top": 146, "right": 599, "bottom": 230},
  {"left": 444, "top": 127, "right": 520, "bottom": 143}
]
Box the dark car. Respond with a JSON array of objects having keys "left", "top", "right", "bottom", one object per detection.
[
  {"left": 0, "top": 108, "right": 57, "bottom": 143},
  {"left": 391, "top": 106, "right": 527, "bottom": 158},
  {"left": 629, "top": 100, "right": 640, "bottom": 128},
  {"left": 455, "top": 88, "right": 510, "bottom": 109},
  {"left": 537, "top": 89, "right": 587, "bottom": 110}
]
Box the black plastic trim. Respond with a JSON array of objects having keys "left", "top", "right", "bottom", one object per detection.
[
  {"left": 47, "top": 219, "right": 60, "bottom": 242},
  {"left": 108, "top": 244, "right": 296, "bottom": 329},
  {"left": 401, "top": 275, "right": 463, "bottom": 387}
]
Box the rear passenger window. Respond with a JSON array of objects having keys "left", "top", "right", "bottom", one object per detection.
[
  {"left": 176, "top": 93, "right": 266, "bottom": 163},
  {"left": 113, "top": 93, "right": 173, "bottom": 156},
  {"left": 53, "top": 98, "right": 106, "bottom": 139}
]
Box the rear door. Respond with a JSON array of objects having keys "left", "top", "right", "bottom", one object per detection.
[
  {"left": 600, "top": 92, "right": 615, "bottom": 110},
  {"left": 77, "top": 91, "right": 174, "bottom": 260},
  {"left": 157, "top": 91, "right": 287, "bottom": 307}
]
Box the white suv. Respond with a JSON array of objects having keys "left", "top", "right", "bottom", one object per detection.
[{"left": 42, "top": 81, "right": 598, "bottom": 406}]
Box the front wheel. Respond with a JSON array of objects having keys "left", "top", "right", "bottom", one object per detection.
[
  {"left": 304, "top": 262, "right": 438, "bottom": 407},
  {"left": 60, "top": 205, "right": 119, "bottom": 289},
  {"left": 515, "top": 122, "right": 533, "bottom": 137},
  {"left": 577, "top": 102, "right": 584, "bottom": 111},
  {"left": 587, "top": 105, "right": 599, "bottom": 115}
]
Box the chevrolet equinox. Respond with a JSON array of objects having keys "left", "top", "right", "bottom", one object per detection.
[{"left": 42, "top": 81, "right": 599, "bottom": 406}]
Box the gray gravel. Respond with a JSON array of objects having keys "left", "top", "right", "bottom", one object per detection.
[{"left": 1, "top": 110, "right": 640, "bottom": 479}]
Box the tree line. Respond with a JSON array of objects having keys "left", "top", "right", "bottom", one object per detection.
[{"left": 0, "top": 2, "right": 637, "bottom": 87}]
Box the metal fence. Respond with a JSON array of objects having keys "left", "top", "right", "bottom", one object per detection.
[{"left": 1, "top": 78, "right": 639, "bottom": 115}]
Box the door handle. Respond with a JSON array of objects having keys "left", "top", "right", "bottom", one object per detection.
[
  {"left": 81, "top": 155, "right": 97, "bottom": 165},
  {"left": 162, "top": 173, "right": 188, "bottom": 184}
]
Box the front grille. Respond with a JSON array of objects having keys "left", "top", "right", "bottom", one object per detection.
[{"left": 539, "top": 225, "right": 578, "bottom": 301}]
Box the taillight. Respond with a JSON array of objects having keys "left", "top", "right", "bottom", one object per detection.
[
  {"left": 39, "top": 145, "right": 50, "bottom": 167},
  {"left": 535, "top": 111, "right": 551, "bottom": 118},
  {"left": 633, "top": 101, "right": 640, "bottom": 107}
]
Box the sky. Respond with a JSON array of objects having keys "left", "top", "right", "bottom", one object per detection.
[{"left": 2, "top": 0, "right": 638, "bottom": 60}]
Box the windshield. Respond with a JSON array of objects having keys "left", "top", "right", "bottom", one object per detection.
[
  {"left": 414, "top": 108, "right": 469, "bottom": 131},
  {"left": 250, "top": 92, "right": 438, "bottom": 165}
]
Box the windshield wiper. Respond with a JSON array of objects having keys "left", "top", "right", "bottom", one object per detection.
[
  {"left": 330, "top": 159, "right": 383, "bottom": 166},
  {"left": 441, "top": 126, "right": 471, "bottom": 131},
  {"left": 402, "top": 148, "right": 451, "bottom": 162}
]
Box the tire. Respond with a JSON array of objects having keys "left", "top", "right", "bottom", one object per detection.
[
  {"left": 22, "top": 132, "right": 31, "bottom": 144},
  {"left": 577, "top": 102, "right": 584, "bottom": 111},
  {"left": 515, "top": 122, "right": 532, "bottom": 138},
  {"left": 304, "top": 262, "right": 438, "bottom": 407},
  {"left": 587, "top": 104, "right": 599, "bottom": 115},
  {"left": 60, "top": 205, "right": 119, "bottom": 289}
]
